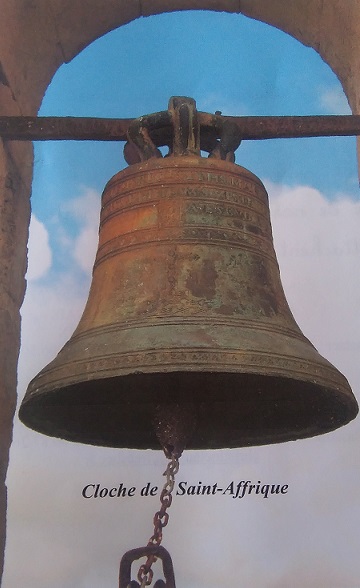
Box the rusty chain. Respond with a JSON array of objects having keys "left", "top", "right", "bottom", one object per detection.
[{"left": 137, "top": 455, "right": 179, "bottom": 586}]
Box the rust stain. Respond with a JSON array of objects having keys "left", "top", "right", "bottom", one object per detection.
[
  {"left": 186, "top": 259, "right": 218, "bottom": 300},
  {"left": 99, "top": 204, "right": 158, "bottom": 246}
]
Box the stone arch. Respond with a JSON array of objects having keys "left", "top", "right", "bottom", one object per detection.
[{"left": 1, "top": 0, "right": 360, "bottom": 581}]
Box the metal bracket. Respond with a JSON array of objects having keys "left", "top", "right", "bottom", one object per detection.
[
  {"left": 119, "top": 546, "right": 176, "bottom": 588},
  {"left": 124, "top": 97, "right": 241, "bottom": 164}
]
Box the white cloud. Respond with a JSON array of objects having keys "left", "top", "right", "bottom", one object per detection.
[
  {"left": 267, "top": 180, "right": 360, "bottom": 381},
  {"left": 319, "top": 86, "right": 351, "bottom": 114},
  {"left": 59, "top": 187, "right": 101, "bottom": 274},
  {"left": 73, "top": 224, "right": 99, "bottom": 273},
  {"left": 63, "top": 187, "right": 101, "bottom": 227},
  {"left": 19, "top": 274, "right": 91, "bottom": 388},
  {"left": 198, "top": 93, "right": 249, "bottom": 116},
  {"left": 26, "top": 214, "right": 52, "bottom": 281}
]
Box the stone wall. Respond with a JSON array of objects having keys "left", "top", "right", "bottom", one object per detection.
[{"left": 1, "top": 0, "right": 359, "bottom": 581}]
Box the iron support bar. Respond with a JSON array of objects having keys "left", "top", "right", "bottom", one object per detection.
[
  {"left": 1, "top": 114, "right": 360, "bottom": 142},
  {"left": 214, "top": 114, "right": 360, "bottom": 140},
  {"left": 0, "top": 116, "right": 131, "bottom": 142}
]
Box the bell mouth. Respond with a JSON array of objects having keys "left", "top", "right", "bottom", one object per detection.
[{"left": 19, "top": 371, "right": 358, "bottom": 450}]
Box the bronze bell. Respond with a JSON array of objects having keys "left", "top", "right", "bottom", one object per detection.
[{"left": 19, "top": 98, "right": 358, "bottom": 450}]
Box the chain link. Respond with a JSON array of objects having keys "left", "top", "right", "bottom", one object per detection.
[{"left": 137, "top": 456, "right": 179, "bottom": 586}]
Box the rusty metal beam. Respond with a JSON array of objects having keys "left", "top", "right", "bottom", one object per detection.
[
  {"left": 215, "top": 114, "right": 360, "bottom": 140},
  {"left": 0, "top": 116, "right": 132, "bottom": 141},
  {"left": 1, "top": 114, "right": 360, "bottom": 142}
]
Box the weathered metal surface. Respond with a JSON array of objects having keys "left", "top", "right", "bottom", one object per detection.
[
  {"left": 2, "top": 112, "right": 360, "bottom": 143},
  {"left": 119, "top": 545, "right": 176, "bottom": 588},
  {"left": 201, "top": 113, "right": 360, "bottom": 140},
  {"left": 125, "top": 97, "right": 241, "bottom": 164},
  {"left": 125, "top": 97, "right": 202, "bottom": 163},
  {"left": 19, "top": 155, "right": 358, "bottom": 449},
  {"left": 153, "top": 403, "right": 197, "bottom": 458},
  {"left": 0, "top": 115, "right": 131, "bottom": 141},
  {"left": 168, "top": 96, "right": 200, "bottom": 157}
]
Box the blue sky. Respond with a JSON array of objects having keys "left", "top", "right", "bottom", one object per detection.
[
  {"left": 4, "top": 10, "right": 360, "bottom": 588},
  {"left": 30, "top": 11, "right": 358, "bottom": 284},
  {"left": 33, "top": 11, "right": 357, "bottom": 213}
]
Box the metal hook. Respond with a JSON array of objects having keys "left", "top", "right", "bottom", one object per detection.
[{"left": 119, "top": 545, "right": 176, "bottom": 588}]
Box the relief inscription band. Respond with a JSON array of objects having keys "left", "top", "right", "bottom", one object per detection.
[{"left": 96, "top": 157, "right": 274, "bottom": 269}]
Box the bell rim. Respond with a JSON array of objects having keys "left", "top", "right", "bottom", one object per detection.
[{"left": 19, "top": 369, "right": 358, "bottom": 450}]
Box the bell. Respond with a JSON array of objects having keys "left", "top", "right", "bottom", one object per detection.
[
  {"left": 19, "top": 98, "right": 358, "bottom": 450},
  {"left": 19, "top": 153, "right": 358, "bottom": 449}
]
